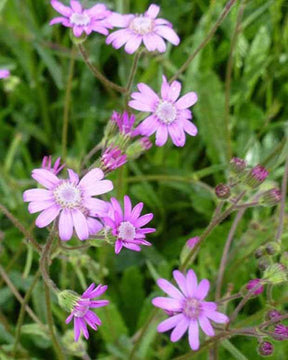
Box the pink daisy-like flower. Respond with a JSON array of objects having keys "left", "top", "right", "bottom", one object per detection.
[
  {"left": 42, "top": 155, "right": 65, "bottom": 175},
  {"left": 0, "top": 69, "right": 10, "bottom": 79},
  {"left": 50, "top": 0, "right": 112, "bottom": 37},
  {"left": 65, "top": 283, "right": 109, "bottom": 342},
  {"left": 152, "top": 270, "right": 229, "bottom": 350},
  {"left": 106, "top": 4, "right": 180, "bottom": 54},
  {"left": 23, "top": 168, "right": 113, "bottom": 241},
  {"left": 101, "top": 145, "right": 127, "bottom": 173},
  {"left": 103, "top": 195, "right": 155, "bottom": 254},
  {"left": 129, "top": 76, "right": 197, "bottom": 147},
  {"left": 111, "top": 111, "right": 136, "bottom": 136}
]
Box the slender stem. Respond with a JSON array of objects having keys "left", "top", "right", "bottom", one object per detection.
[
  {"left": 78, "top": 43, "right": 126, "bottom": 94},
  {"left": 44, "top": 283, "right": 66, "bottom": 360},
  {"left": 169, "top": 0, "right": 238, "bottom": 83},
  {"left": 0, "top": 265, "right": 42, "bottom": 325},
  {"left": 124, "top": 49, "right": 143, "bottom": 107},
  {"left": 82, "top": 142, "right": 103, "bottom": 168},
  {"left": 224, "top": 0, "right": 247, "bottom": 160},
  {"left": 215, "top": 208, "right": 246, "bottom": 300},
  {"left": 235, "top": 201, "right": 259, "bottom": 209},
  {"left": 259, "top": 313, "right": 288, "bottom": 329},
  {"left": 0, "top": 202, "right": 41, "bottom": 253},
  {"left": 217, "top": 293, "right": 242, "bottom": 304},
  {"left": 13, "top": 270, "right": 41, "bottom": 357},
  {"left": 275, "top": 154, "right": 288, "bottom": 242},
  {"left": 62, "top": 47, "right": 76, "bottom": 160}
]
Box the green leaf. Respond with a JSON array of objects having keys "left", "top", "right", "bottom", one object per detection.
[{"left": 221, "top": 339, "right": 249, "bottom": 360}]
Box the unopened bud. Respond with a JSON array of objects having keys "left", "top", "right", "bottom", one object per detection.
[
  {"left": 245, "top": 165, "right": 269, "bottom": 189},
  {"left": 266, "top": 309, "right": 281, "bottom": 321},
  {"left": 215, "top": 184, "right": 231, "bottom": 199},
  {"left": 274, "top": 324, "right": 288, "bottom": 341},
  {"left": 258, "top": 341, "right": 273, "bottom": 356},
  {"left": 186, "top": 236, "right": 200, "bottom": 250},
  {"left": 58, "top": 290, "right": 79, "bottom": 312},
  {"left": 263, "top": 263, "right": 288, "bottom": 284},
  {"left": 246, "top": 279, "right": 264, "bottom": 295},
  {"left": 230, "top": 157, "right": 247, "bottom": 174},
  {"left": 260, "top": 188, "right": 282, "bottom": 207},
  {"left": 265, "top": 242, "right": 281, "bottom": 256},
  {"left": 70, "top": 31, "right": 87, "bottom": 44},
  {"left": 258, "top": 256, "right": 271, "bottom": 271},
  {"left": 255, "top": 247, "right": 264, "bottom": 259}
]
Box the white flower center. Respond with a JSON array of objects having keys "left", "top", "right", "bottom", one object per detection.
[
  {"left": 53, "top": 182, "right": 82, "bottom": 209},
  {"left": 74, "top": 298, "right": 90, "bottom": 318},
  {"left": 183, "top": 298, "right": 202, "bottom": 320},
  {"left": 130, "top": 16, "right": 153, "bottom": 35},
  {"left": 70, "top": 13, "right": 90, "bottom": 26},
  {"left": 118, "top": 221, "right": 136, "bottom": 241},
  {"left": 156, "top": 101, "right": 177, "bottom": 124}
]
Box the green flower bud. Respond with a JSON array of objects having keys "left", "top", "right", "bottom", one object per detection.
[
  {"left": 254, "top": 247, "right": 265, "bottom": 259},
  {"left": 265, "top": 242, "right": 281, "bottom": 256},
  {"left": 58, "top": 290, "right": 79, "bottom": 312},
  {"left": 263, "top": 264, "right": 288, "bottom": 284},
  {"left": 70, "top": 30, "right": 87, "bottom": 44},
  {"left": 280, "top": 252, "right": 288, "bottom": 268},
  {"left": 258, "top": 255, "right": 271, "bottom": 271}
]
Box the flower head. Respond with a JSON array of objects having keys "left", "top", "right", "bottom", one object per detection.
[
  {"left": 106, "top": 4, "right": 180, "bottom": 54},
  {"left": 129, "top": 76, "right": 197, "bottom": 147},
  {"left": 111, "top": 111, "right": 136, "bottom": 136},
  {"left": 215, "top": 184, "right": 231, "bottom": 200},
  {"left": 42, "top": 156, "right": 65, "bottom": 175},
  {"left": 23, "top": 168, "right": 113, "bottom": 241},
  {"left": 258, "top": 341, "right": 274, "bottom": 356},
  {"left": 65, "top": 283, "right": 109, "bottom": 342},
  {"left": 101, "top": 145, "right": 127, "bottom": 173},
  {"left": 50, "top": 0, "right": 112, "bottom": 37},
  {"left": 246, "top": 164, "right": 269, "bottom": 188},
  {"left": 186, "top": 236, "right": 200, "bottom": 250},
  {"left": 260, "top": 188, "right": 282, "bottom": 207},
  {"left": 152, "top": 270, "right": 229, "bottom": 350},
  {"left": 246, "top": 279, "right": 264, "bottom": 295},
  {"left": 103, "top": 195, "right": 155, "bottom": 254},
  {"left": 230, "top": 157, "right": 247, "bottom": 174},
  {"left": 0, "top": 69, "right": 10, "bottom": 79}
]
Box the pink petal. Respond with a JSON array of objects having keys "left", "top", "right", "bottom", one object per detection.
[
  {"left": 176, "top": 92, "right": 198, "bottom": 109},
  {"left": 129, "top": 99, "right": 154, "bottom": 112},
  {"left": 160, "top": 75, "right": 170, "bottom": 100},
  {"left": 157, "top": 279, "right": 184, "bottom": 300},
  {"left": 206, "top": 311, "right": 229, "bottom": 324},
  {"left": 137, "top": 83, "right": 159, "bottom": 103},
  {"left": 79, "top": 168, "right": 104, "bottom": 186},
  {"left": 152, "top": 297, "right": 182, "bottom": 311},
  {"left": 58, "top": 209, "right": 73, "bottom": 241},
  {"left": 78, "top": 317, "right": 89, "bottom": 339},
  {"left": 51, "top": 0, "right": 72, "bottom": 17},
  {"left": 155, "top": 125, "right": 168, "bottom": 146},
  {"left": 90, "top": 24, "right": 109, "bottom": 35},
  {"left": 188, "top": 320, "right": 199, "bottom": 350},
  {"left": 143, "top": 33, "right": 158, "bottom": 52},
  {"left": 106, "top": 29, "right": 132, "bottom": 48},
  {"left": 136, "top": 115, "right": 159, "bottom": 136},
  {"left": 35, "top": 205, "right": 60, "bottom": 228},
  {"left": 86, "top": 4, "right": 107, "bottom": 17},
  {"left": 152, "top": 33, "right": 167, "bottom": 52},
  {"left": 123, "top": 242, "right": 141, "bottom": 252},
  {"left": 155, "top": 25, "right": 180, "bottom": 45},
  {"left": 168, "top": 123, "right": 186, "bottom": 147},
  {"left": 202, "top": 302, "right": 217, "bottom": 312},
  {"left": 85, "top": 310, "right": 101, "bottom": 326},
  {"left": 70, "top": 0, "right": 82, "bottom": 13},
  {"left": 68, "top": 169, "right": 79, "bottom": 184},
  {"left": 124, "top": 34, "right": 142, "bottom": 54},
  {"left": 135, "top": 213, "right": 153, "bottom": 227},
  {"left": 168, "top": 80, "right": 181, "bottom": 102},
  {"left": 186, "top": 269, "right": 198, "bottom": 298},
  {"left": 110, "top": 197, "right": 123, "bottom": 219},
  {"left": 87, "top": 217, "right": 103, "bottom": 235},
  {"left": 182, "top": 119, "right": 197, "bottom": 136},
  {"left": 32, "top": 169, "right": 59, "bottom": 190},
  {"left": 73, "top": 25, "right": 83, "bottom": 37},
  {"left": 49, "top": 16, "right": 69, "bottom": 25},
  {"left": 173, "top": 270, "right": 188, "bottom": 296},
  {"left": 145, "top": 4, "right": 160, "bottom": 19},
  {"left": 74, "top": 317, "right": 81, "bottom": 341},
  {"left": 88, "top": 300, "right": 109, "bottom": 308},
  {"left": 115, "top": 239, "right": 123, "bottom": 254},
  {"left": 65, "top": 313, "right": 73, "bottom": 324},
  {"left": 108, "top": 13, "right": 133, "bottom": 28},
  {"left": 85, "top": 198, "right": 109, "bottom": 216},
  {"left": 199, "top": 316, "right": 214, "bottom": 336},
  {"left": 130, "top": 202, "right": 143, "bottom": 221},
  {"left": 195, "top": 279, "right": 210, "bottom": 300},
  {"left": 23, "top": 188, "right": 53, "bottom": 202},
  {"left": 157, "top": 313, "right": 183, "bottom": 332},
  {"left": 170, "top": 316, "right": 189, "bottom": 342},
  {"left": 71, "top": 209, "right": 89, "bottom": 240},
  {"left": 82, "top": 180, "right": 113, "bottom": 197},
  {"left": 124, "top": 195, "right": 132, "bottom": 219},
  {"left": 28, "top": 200, "right": 55, "bottom": 214}
]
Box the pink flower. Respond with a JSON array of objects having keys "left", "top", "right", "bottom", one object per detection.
[
  {"left": 246, "top": 279, "right": 264, "bottom": 295},
  {"left": 0, "top": 69, "right": 10, "bottom": 79},
  {"left": 111, "top": 111, "right": 136, "bottom": 136},
  {"left": 129, "top": 76, "right": 198, "bottom": 147},
  {"left": 186, "top": 236, "right": 200, "bottom": 250},
  {"left": 23, "top": 168, "right": 113, "bottom": 241},
  {"left": 152, "top": 270, "right": 229, "bottom": 350},
  {"left": 106, "top": 4, "right": 180, "bottom": 54},
  {"left": 103, "top": 195, "right": 155, "bottom": 254},
  {"left": 50, "top": 0, "right": 112, "bottom": 37},
  {"left": 65, "top": 283, "right": 109, "bottom": 342},
  {"left": 42, "top": 156, "right": 65, "bottom": 175},
  {"left": 101, "top": 145, "right": 127, "bottom": 173}
]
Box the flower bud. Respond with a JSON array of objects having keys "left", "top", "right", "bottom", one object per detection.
[
  {"left": 266, "top": 309, "right": 281, "bottom": 321},
  {"left": 265, "top": 242, "right": 281, "bottom": 256},
  {"left": 258, "top": 341, "right": 273, "bottom": 356},
  {"left": 274, "top": 324, "right": 288, "bottom": 341},
  {"left": 263, "top": 263, "right": 288, "bottom": 284},
  {"left": 280, "top": 252, "right": 288, "bottom": 268},
  {"left": 258, "top": 256, "right": 271, "bottom": 271},
  {"left": 230, "top": 157, "right": 247, "bottom": 174},
  {"left": 58, "top": 290, "right": 79, "bottom": 313},
  {"left": 254, "top": 247, "right": 264, "bottom": 259},
  {"left": 260, "top": 188, "right": 282, "bottom": 207},
  {"left": 245, "top": 165, "right": 269, "bottom": 188},
  {"left": 186, "top": 236, "right": 200, "bottom": 250},
  {"left": 215, "top": 184, "right": 231, "bottom": 199},
  {"left": 70, "top": 30, "right": 87, "bottom": 44},
  {"left": 246, "top": 279, "right": 264, "bottom": 295},
  {"left": 101, "top": 145, "right": 127, "bottom": 173}
]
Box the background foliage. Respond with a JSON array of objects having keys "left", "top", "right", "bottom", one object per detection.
[{"left": 0, "top": 0, "right": 288, "bottom": 359}]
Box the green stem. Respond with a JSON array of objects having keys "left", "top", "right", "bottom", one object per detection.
[
  {"left": 124, "top": 49, "right": 143, "bottom": 107},
  {"left": 78, "top": 43, "right": 126, "bottom": 94},
  {"left": 275, "top": 154, "right": 288, "bottom": 242},
  {"left": 62, "top": 47, "right": 75, "bottom": 160},
  {"left": 169, "top": 0, "right": 238, "bottom": 83}
]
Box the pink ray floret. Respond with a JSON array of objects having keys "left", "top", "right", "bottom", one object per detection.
[
  {"left": 50, "top": 0, "right": 112, "bottom": 37},
  {"left": 23, "top": 167, "right": 113, "bottom": 241},
  {"left": 111, "top": 111, "right": 136, "bottom": 136},
  {"left": 106, "top": 4, "right": 180, "bottom": 54},
  {"left": 41, "top": 155, "right": 65, "bottom": 175},
  {"left": 101, "top": 145, "right": 127, "bottom": 173},
  {"left": 0, "top": 69, "right": 10, "bottom": 79},
  {"left": 129, "top": 76, "right": 198, "bottom": 147},
  {"left": 152, "top": 270, "right": 229, "bottom": 350},
  {"left": 66, "top": 283, "right": 109, "bottom": 342},
  {"left": 103, "top": 195, "right": 155, "bottom": 254}
]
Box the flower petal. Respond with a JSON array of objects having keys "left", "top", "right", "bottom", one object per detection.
[
  {"left": 145, "top": 4, "right": 160, "bottom": 19},
  {"left": 199, "top": 316, "right": 214, "bottom": 336},
  {"left": 195, "top": 279, "right": 210, "bottom": 300},
  {"left": 35, "top": 205, "right": 60, "bottom": 228},
  {"left": 170, "top": 316, "right": 189, "bottom": 342},
  {"left": 136, "top": 115, "right": 159, "bottom": 136},
  {"left": 23, "top": 188, "right": 53, "bottom": 202},
  {"left": 157, "top": 278, "right": 184, "bottom": 300},
  {"left": 51, "top": 0, "right": 72, "bottom": 17},
  {"left": 58, "top": 209, "right": 73, "bottom": 241},
  {"left": 71, "top": 209, "right": 89, "bottom": 240},
  {"left": 173, "top": 270, "right": 188, "bottom": 296},
  {"left": 188, "top": 320, "right": 199, "bottom": 350},
  {"left": 152, "top": 297, "right": 182, "bottom": 311},
  {"left": 182, "top": 119, "right": 197, "bottom": 136},
  {"left": 186, "top": 269, "right": 198, "bottom": 298},
  {"left": 70, "top": 0, "right": 82, "bottom": 13},
  {"left": 124, "top": 195, "right": 132, "bottom": 219},
  {"left": 155, "top": 125, "right": 168, "bottom": 146},
  {"left": 176, "top": 92, "right": 198, "bottom": 109},
  {"left": 87, "top": 217, "right": 103, "bottom": 235},
  {"left": 206, "top": 311, "right": 229, "bottom": 324},
  {"left": 124, "top": 34, "right": 142, "bottom": 54},
  {"left": 155, "top": 25, "right": 180, "bottom": 45},
  {"left": 157, "top": 313, "right": 183, "bottom": 332},
  {"left": 32, "top": 169, "right": 59, "bottom": 190}
]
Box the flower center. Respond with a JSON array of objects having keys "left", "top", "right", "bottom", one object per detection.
[
  {"left": 53, "top": 182, "right": 82, "bottom": 209},
  {"left": 118, "top": 221, "right": 136, "bottom": 241},
  {"left": 70, "top": 13, "right": 90, "bottom": 26},
  {"left": 130, "top": 16, "right": 153, "bottom": 35},
  {"left": 74, "top": 298, "right": 90, "bottom": 318},
  {"left": 183, "top": 298, "right": 202, "bottom": 320},
  {"left": 156, "top": 101, "right": 177, "bottom": 124}
]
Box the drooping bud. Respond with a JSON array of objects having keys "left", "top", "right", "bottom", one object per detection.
[
  {"left": 245, "top": 165, "right": 269, "bottom": 188},
  {"left": 101, "top": 145, "right": 127, "bottom": 173},
  {"left": 230, "top": 157, "right": 247, "bottom": 174},
  {"left": 186, "top": 236, "right": 200, "bottom": 250},
  {"left": 58, "top": 290, "right": 79, "bottom": 313},
  {"left": 260, "top": 188, "right": 282, "bottom": 207},
  {"left": 263, "top": 264, "right": 288, "bottom": 284},
  {"left": 258, "top": 341, "right": 273, "bottom": 356},
  {"left": 215, "top": 184, "right": 231, "bottom": 199},
  {"left": 266, "top": 309, "right": 281, "bottom": 321},
  {"left": 246, "top": 279, "right": 264, "bottom": 295},
  {"left": 265, "top": 242, "right": 281, "bottom": 256},
  {"left": 139, "top": 136, "right": 153, "bottom": 151}
]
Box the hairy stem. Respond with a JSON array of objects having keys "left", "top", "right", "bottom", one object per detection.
[
  {"left": 275, "top": 154, "right": 288, "bottom": 242},
  {"left": 124, "top": 49, "right": 143, "bottom": 107}
]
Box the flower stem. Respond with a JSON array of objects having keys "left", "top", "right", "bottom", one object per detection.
[
  {"left": 124, "top": 49, "right": 143, "bottom": 107},
  {"left": 275, "top": 154, "right": 288, "bottom": 243},
  {"left": 62, "top": 47, "right": 76, "bottom": 160},
  {"left": 169, "top": 0, "right": 238, "bottom": 83},
  {"left": 77, "top": 43, "right": 126, "bottom": 94}
]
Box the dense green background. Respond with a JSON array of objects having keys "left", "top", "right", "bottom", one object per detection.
[{"left": 0, "top": 0, "right": 288, "bottom": 359}]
